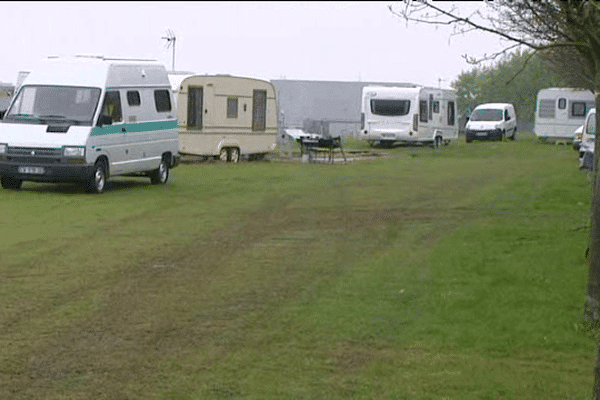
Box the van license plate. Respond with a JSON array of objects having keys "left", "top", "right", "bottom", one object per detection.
[{"left": 18, "top": 166, "right": 45, "bottom": 174}]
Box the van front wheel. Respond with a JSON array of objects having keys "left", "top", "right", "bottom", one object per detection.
[
  {"left": 150, "top": 158, "right": 169, "bottom": 184},
  {"left": 87, "top": 161, "right": 107, "bottom": 194},
  {"left": 1, "top": 175, "right": 23, "bottom": 190}
]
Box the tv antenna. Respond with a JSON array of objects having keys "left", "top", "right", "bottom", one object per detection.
[{"left": 162, "top": 29, "right": 176, "bottom": 71}]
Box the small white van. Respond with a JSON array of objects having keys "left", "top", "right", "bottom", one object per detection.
[
  {"left": 465, "top": 103, "right": 517, "bottom": 143},
  {"left": 0, "top": 55, "right": 180, "bottom": 193}
]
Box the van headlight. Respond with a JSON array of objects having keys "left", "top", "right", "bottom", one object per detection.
[
  {"left": 62, "top": 146, "right": 86, "bottom": 157},
  {"left": 0, "top": 143, "right": 7, "bottom": 155}
]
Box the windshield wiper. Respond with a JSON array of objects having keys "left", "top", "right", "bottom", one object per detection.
[{"left": 37, "top": 115, "right": 82, "bottom": 124}]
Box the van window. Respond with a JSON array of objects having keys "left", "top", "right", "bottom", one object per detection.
[
  {"left": 227, "top": 97, "right": 238, "bottom": 118},
  {"left": 5, "top": 85, "right": 101, "bottom": 126},
  {"left": 127, "top": 91, "right": 141, "bottom": 106},
  {"left": 504, "top": 109, "right": 511, "bottom": 121},
  {"left": 571, "top": 101, "right": 587, "bottom": 117},
  {"left": 370, "top": 99, "right": 410, "bottom": 116},
  {"left": 558, "top": 98, "right": 566, "bottom": 109},
  {"left": 252, "top": 89, "right": 267, "bottom": 131},
  {"left": 447, "top": 101, "right": 455, "bottom": 126},
  {"left": 419, "top": 100, "right": 428, "bottom": 123},
  {"left": 470, "top": 109, "right": 503, "bottom": 122},
  {"left": 154, "top": 89, "right": 172, "bottom": 112},
  {"left": 100, "top": 90, "right": 122, "bottom": 123}
]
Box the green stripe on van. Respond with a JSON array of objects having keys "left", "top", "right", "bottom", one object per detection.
[{"left": 91, "top": 120, "right": 177, "bottom": 136}]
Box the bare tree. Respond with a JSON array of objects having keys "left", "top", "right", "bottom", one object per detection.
[{"left": 390, "top": 0, "right": 600, "bottom": 397}]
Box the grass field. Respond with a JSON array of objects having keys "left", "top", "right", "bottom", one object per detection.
[{"left": 0, "top": 132, "right": 596, "bottom": 399}]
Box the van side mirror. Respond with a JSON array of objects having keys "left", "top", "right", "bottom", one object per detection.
[
  {"left": 465, "top": 117, "right": 469, "bottom": 122},
  {"left": 97, "top": 114, "right": 113, "bottom": 127}
]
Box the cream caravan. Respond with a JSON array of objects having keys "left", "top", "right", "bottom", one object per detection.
[
  {"left": 0, "top": 55, "right": 180, "bottom": 193},
  {"left": 360, "top": 86, "right": 458, "bottom": 148},
  {"left": 534, "top": 88, "right": 595, "bottom": 142},
  {"left": 172, "top": 75, "right": 278, "bottom": 162}
]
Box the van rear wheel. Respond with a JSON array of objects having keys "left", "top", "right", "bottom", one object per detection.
[
  {"left": 219, "top": 148, "right": 229, "bottom": 162},
  {"left": 150, "top": 158, "right": 169, "bottom": 184}
]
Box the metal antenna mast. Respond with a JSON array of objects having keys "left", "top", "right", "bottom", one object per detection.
[{"left": 162, "top": 29, "right": 176, "bottom": 71}]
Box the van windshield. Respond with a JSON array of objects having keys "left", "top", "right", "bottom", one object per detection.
[
  {"left": 470, "top": 109, "right": 503, "bottom": 122},
  {"left": 587, "top": 112, "right": 596, "bottom": 135},
  {"left": 3, "top": 85, "right": 101, "bottom": 126},
  {"left": 370, "top": 99, "right": 410, "bottom": 116}
]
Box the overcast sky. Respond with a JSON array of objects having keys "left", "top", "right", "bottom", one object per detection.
[{"left": 0, "top": 1, "right": 509, "bottom": 88}]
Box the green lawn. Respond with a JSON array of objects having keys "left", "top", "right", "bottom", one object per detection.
[{"left": 0, "top": 132, "right": 595, "bottom": 399}]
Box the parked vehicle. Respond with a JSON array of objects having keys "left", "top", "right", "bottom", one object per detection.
[
  {"left": 579, "top": 108, "right": 596, "bottom": 170},
  {"left": 171, "top": 74, "right": 279, "bottom": 162},
  {"left": 534, "top": 87, "right": 595, "bottom": 142},
  {"left": 0, "top": 55, "right": 180, "bottom": 193},
  {"left": 360, "top": 86, "right": 458, "bottom": 148},
  {"left": 465, "top": 103, "right": 517, "bottom": 143}
]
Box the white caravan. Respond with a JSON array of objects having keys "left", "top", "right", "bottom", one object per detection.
[
  {"left": 0, "top": 55, "right": 180, "bottom": 193},
  {"left": 171, "top": 74, "right": 279, "bottom": 162},
  {"left": 534, "top": 88, "right": 595, "bottom": 142},
  {"left": 360, "top": 86, "right": 458, "bottom": 147}
]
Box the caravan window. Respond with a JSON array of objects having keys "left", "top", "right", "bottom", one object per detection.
[
  {"left": 370, "top": 99, "right": 410, "bottom": 116},
  {"left": 432, "top": 101, "right": 440, "bottom": 114},
  {"left": 227, "top": 97, "right": 238, "bottom": 118},
  {"left": 571, "top": 101, "right": 587, "bottom": 117},
  {"left": 558, "top": 98, "right": 566, "bottom": 109},
  {"left": 154, "top": 89, "right": 172, "bottom": 112},
  {"left": 538, "top": 99, "right": 555, "bottom": 118}
]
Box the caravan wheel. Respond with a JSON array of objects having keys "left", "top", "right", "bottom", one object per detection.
[
  {"left": 433, "top": 136, "right": 443, "bottom": 148},
  {"left": 229, "top": 148, "right": 240, "bottom": 163},
  {"left": 219, "top": 148, "right": 229, "bottom": 162}
]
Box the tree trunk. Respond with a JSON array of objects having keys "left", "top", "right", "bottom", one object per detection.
[
  {"left": 590, "top": 91, "right": 600, "bottom": 400},
  {"left": 587, "top": 93, "right": 600, "bottom": 325}
]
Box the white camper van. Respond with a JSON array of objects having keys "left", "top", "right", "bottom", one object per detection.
[
  {"left": 465, "top": 103, "right": 517, "bottom": 143},
  {"left": 171, "top": 74, "right": 278, "bottom": 162},
  {"left": 360, "top": 86, "right": 458, "bottom": 148},
  {"left": 0, "top": 55, "right": 180, "bottom": 193},
  {"left": 534, "top": 88, "right": 595, "bottom": 142}
]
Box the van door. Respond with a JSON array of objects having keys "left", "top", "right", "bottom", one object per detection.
[{"left": 95, "top": 90, "right": 127, "bottom": 174}]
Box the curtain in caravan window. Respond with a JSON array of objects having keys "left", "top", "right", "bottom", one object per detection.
[
  {"left": 187, "top": 86, "right": 203, "bottom": 128},
  {"left": 252, "top": 89, "right": 267, "bottom": 131}
]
